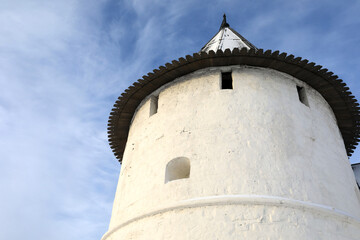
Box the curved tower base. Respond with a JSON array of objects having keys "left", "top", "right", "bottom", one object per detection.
[{"left": 103, "top": 195, "right": 360, "bottom": 240}]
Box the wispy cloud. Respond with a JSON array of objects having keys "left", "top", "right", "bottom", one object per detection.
[{"left": 0, "top": 1, "right": 121, "bottom": 239}]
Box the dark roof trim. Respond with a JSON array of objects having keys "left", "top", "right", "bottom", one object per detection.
[{"left": 108, "top": 48, "right": 360, "bottom": 162}]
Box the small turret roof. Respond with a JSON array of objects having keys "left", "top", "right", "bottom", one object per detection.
[{"left": 201, "top": 14, "right": 257, "bottom": 53}]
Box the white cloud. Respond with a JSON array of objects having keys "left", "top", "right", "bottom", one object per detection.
[{"left": 0, "top": 0, "right": 122, "bottom": 239}]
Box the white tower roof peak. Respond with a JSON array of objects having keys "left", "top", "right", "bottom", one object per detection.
[{"left": 201, "top": 14, "right": 257, "bottom": 53}]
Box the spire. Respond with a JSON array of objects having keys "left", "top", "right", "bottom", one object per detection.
[
  {"left": 201, "top": 15, "right": 257, "bottom": 53},
  {"left": 220, "top": 14, "right": 230, "bottom": 30}
]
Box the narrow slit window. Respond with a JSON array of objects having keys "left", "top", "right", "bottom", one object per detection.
[
  {"left": 149, "top": 96, "right": 158, "bottom": 116},
  {"left": 296, "top": 86, "right": 309, "bottom": 107},
  {"left": 221, "top": 72, "right": 233, "bottom": 89},
  {"left": 165, "top": 157, "right": 190, "bottom": 183}
]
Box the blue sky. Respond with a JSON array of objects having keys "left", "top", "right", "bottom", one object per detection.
[{"left": 0, "top": 0, "right": 359, "bottom": 239}]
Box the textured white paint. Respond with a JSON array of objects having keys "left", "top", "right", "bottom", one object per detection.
[{"left": 103, "top": 66, "right": 360, "bottom": 239}]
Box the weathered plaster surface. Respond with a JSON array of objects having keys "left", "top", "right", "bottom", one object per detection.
[{"left": 103, "top": 66, "right": 360, "bottom": 239}]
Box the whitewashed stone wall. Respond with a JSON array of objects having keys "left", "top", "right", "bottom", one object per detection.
[{"left": 103, "top": 66, "right": 360, "bottom": 240}]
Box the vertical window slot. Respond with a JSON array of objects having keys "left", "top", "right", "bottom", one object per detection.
[
  {"left": 297, "top": 86, "right": 309, "bottom": 107},
  {"left": 221, "top": 72, "right": 233, "bottom": 89},
  {"left": 149, "top": 96, "right": 158, "bottom": 116}
]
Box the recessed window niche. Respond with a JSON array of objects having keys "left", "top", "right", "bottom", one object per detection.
[
  {"left": 221, "top": 72, "right": 233, "bottom": 89},
  {"left": 296, "top": 85, "right": 309, "bottom": 107},
  {"left": 165, "top": 157, "right": 190, "bottom": 183},
  {"left": 149, "top": 96, "right": 158, "bottom": 116}
]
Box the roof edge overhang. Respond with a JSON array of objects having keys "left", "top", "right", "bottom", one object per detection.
[{"left": 108, "top": 48, "right": 360, "bottom": 162}]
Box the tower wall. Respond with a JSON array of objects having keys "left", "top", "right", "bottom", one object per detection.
[{"left": 103, "top": 66, "right": 360, "bottom": 240}]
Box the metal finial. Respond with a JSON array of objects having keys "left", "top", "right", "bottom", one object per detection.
[{"left": 220, "top": 14, "right": 230, "bottom": 30}]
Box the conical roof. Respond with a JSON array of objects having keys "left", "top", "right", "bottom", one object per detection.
[{"left": 201, "top": 14, "right": 257, "bottom": 53}]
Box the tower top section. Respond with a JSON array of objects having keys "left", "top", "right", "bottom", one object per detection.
[
  {"left": 107, "top": 15, "right": 360, "bottom": 163},
  {"left": 200, "top": 14, "right": 257, "bottom": 53}
]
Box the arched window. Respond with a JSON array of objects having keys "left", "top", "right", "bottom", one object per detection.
[{"left": 165, "top": 157, "right": 190, "bottom": 183}]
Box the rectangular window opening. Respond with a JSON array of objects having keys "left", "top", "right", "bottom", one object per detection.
[
  {"left": 297, "top": 86, "right": 309, "bottom": 107},
  {"left": 221, "top": 72, "right": 233, "bottom": 89},
  {"left": 149, "top": 96, "right": 158, "bottom": 116}
]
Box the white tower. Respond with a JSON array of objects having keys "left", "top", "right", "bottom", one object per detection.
[{"left": 103, "top": 16, "right": 360, "bottom": 239}]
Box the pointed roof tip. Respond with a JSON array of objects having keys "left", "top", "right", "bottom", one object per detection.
[
  {"left": 201, "top": 15, "right": 258, "bottom": 53},
  {"left": 220, "top": 13, "right": 230, "bottom": 30}
]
